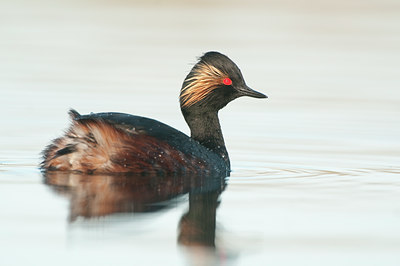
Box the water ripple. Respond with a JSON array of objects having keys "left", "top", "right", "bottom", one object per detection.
[{"left": 232, "top": 166, "right": 400, "bottom": 180}]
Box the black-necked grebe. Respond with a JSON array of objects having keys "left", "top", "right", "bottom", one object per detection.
[{"left": 41, "top": 52, "right": 267, "bottom": 175}]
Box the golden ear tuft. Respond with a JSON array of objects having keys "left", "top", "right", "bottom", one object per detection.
[{"left": 180, "top": 63, "right": 227, "bottom": 108}]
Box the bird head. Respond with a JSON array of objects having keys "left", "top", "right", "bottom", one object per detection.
[{"left": 180, "top": 51, "right": 267, "bottom": 113}]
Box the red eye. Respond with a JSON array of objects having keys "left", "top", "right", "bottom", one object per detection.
[{"left": 223, "top": 78, "right": 232, "bottom": 86}]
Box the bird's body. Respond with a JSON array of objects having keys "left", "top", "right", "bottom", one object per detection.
[
  {"left": 43, "top": 110, "right": 227, "bottom": 175},
  {"left": 41, "top": 52, "right": 266, "bottom": 175}
]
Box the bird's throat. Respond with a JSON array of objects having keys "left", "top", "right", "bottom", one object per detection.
[{"left": 183, "top": 110, "right": 230, "bottom": 168}]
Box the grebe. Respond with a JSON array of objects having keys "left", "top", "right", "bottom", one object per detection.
[{"left": 41, "top": 52, "right": 267, "bottom": 175}]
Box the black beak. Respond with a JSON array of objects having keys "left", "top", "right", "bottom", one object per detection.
[{"left": 238, "top": 85, "right": 268, "bottom": 99}]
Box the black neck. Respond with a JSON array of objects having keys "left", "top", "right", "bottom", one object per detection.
[{"left": 182, "top": 110, "right": 230, "bottom": 168}]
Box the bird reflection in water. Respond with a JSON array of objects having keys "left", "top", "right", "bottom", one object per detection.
[
  {"left": 178, "top": 189, "right": 220, "bottom": 247},
  {"left": 43, "top": 171, "right": 227, "bottom": 250}
]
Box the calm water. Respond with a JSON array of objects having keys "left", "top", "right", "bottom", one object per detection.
[{"left": 1, "top": 0, "right": 400, "bottom": 265}]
